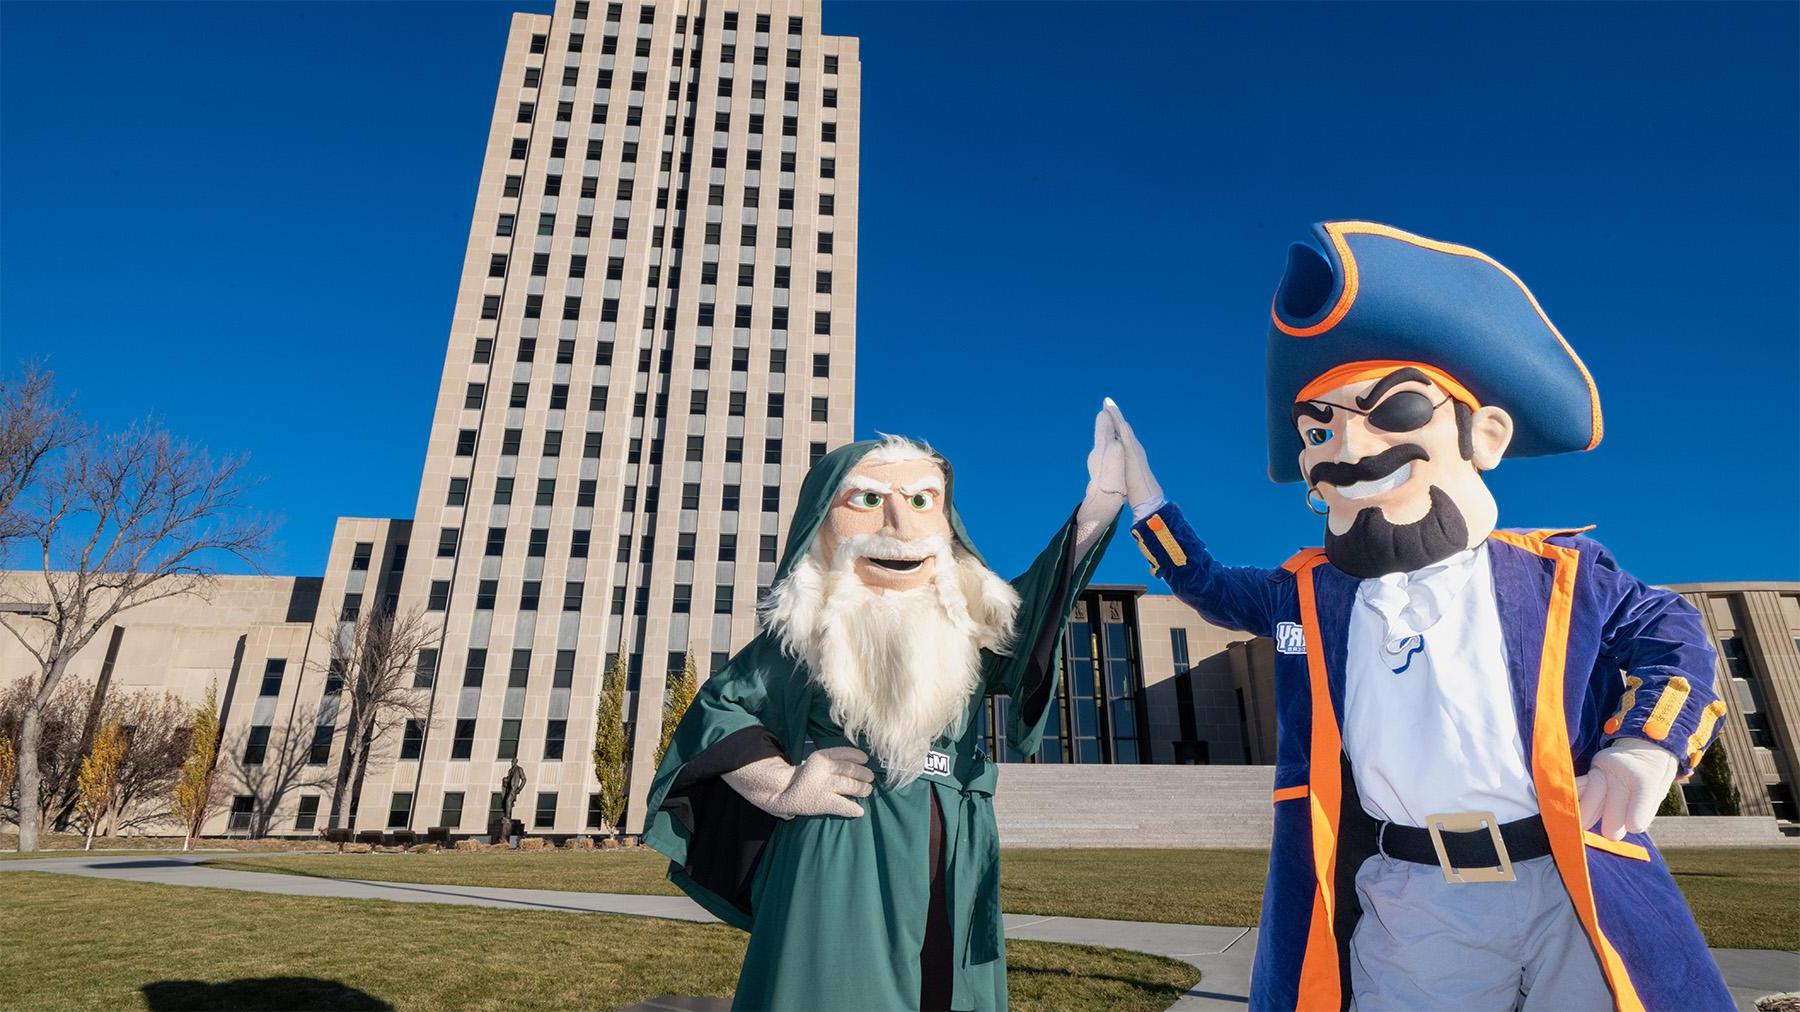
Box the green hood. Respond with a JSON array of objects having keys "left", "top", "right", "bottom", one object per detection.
[{"left": 773, "top": 439, "right": 988, "bottom": 584}]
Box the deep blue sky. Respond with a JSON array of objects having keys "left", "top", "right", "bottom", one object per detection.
[{"left": 3, "top": 2, "right": 1796, "bottom": 585}]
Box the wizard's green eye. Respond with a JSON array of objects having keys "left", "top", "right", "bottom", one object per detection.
[
  {"left": 1305, "top": 428, "right": 1334, "bottom": 447},
  {"left": 907, "top": 491, "right": 937, "bottom": 511},
  {"left": 849, "top": 491, "right": 883, "bottom": 510}
]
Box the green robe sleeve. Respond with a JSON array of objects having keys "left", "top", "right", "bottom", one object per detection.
[
  {"left": 987, "top": 508, "right": 1119, "bottom": 756},
  {"left": 642, "top": 636, "right": 810, "bottom": 929}
]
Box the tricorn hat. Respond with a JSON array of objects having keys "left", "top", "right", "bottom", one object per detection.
[{"left": 1265, "top": 221, "right": 1603, "bottom": 483}]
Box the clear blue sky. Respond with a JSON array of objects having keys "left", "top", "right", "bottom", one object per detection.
[{"left": 3, "top": 2, "right": 1796, "bottom": 585}]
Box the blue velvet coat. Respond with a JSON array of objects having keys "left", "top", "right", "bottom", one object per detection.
[{"left": 1132, "top": 502, "right": 1734, "bottom": 1012}]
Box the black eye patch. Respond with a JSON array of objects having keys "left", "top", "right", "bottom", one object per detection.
[{"left": 1364, "top": 390, "right": 1443, "bottom": 433}]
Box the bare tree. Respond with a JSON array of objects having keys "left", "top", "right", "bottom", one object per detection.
[
  {"left": 221, "top": 707, "right": 330, "bottom": 838},
  {"left": 106, "top": 690, "right": 192, "bottom": 834},
  {"left": 0, "top": 676, "right": 93, "bottom": 831},
  {"left": 0, "top": 365, "right": 82, "bottom": 557},
  {"left": 0, "top": 418, "right": 271, "bottom": 851},
  {"left": 320, "top": 606, "right": 436, "bottom": 832}
]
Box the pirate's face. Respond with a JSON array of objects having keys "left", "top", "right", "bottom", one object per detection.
[{"left": 1293, "top": 367, "right": 1514, "bottom": 576}]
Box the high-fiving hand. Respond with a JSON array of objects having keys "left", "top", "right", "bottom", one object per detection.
[{"left": 1100, "top": 398, "right": 1165, "bottom": 521}]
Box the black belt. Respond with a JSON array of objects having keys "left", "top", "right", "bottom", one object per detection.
[{"left": 1377, "top": 814, "right": 1552, "bottom": 870}]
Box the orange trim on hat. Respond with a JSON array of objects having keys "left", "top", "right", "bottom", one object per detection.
[
  {"left": 1270, "top": 225, "right": 1359, "bottom": 338},
  {"left": 1271, "top": 221, "right": 1604, "bottom": 450},
  {"left": 1295, "top": 359, "right": 1481, "bottom": 410}
]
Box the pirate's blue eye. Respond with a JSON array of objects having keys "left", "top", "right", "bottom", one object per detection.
[{"left": 1306, "top": 428, "right": 1334, "bottom": 446}]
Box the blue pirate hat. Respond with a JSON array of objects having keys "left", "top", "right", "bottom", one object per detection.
[{"left": 1264, "top": 221, "right": 1603, "bottom": 483}]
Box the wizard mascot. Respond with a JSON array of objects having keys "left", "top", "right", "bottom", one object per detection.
[
  {"left": 644, "top": 431, "right": 1122, "bottom": 1010},
  {"left": 1105, "top": 221, "right": 1734, "bottom": 1011}
]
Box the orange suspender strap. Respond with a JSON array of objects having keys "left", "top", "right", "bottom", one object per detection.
[
  {"left": 1489, "top": 531, "right": 1645, "bottom": 1012},
  {"left": 1292, "top": 553, "right": 1343, "bottom": 1011}
]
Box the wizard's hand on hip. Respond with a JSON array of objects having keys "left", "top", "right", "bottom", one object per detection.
[
  {"left": 721, "top": 747, "right": 874, "bottom": 820},
  {"left": 1102, "top": 398, "right": 1165, "bottom": 522},
  {"left": 1576, "top": 738, "right": 1678, "bottom": 841}
]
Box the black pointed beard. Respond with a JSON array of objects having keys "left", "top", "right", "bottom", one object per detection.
[{"left": 1324, "top": 485, "right": 1470, "bottom": 578}]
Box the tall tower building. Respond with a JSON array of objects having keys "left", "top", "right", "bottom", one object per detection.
[{"left": 319, "top": 0, "right": 859, "bottom": 836}]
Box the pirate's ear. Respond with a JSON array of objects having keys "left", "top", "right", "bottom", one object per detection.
[{"left": 1469, "top": 406, "right": 1514, "bottom": 470}]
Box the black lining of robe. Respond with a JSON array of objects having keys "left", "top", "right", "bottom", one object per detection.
[
  {"left": 1012, "top": 539, "right": 1082, "bottom": 727},
  {"left": 665, "top": 725, "right": 786, "bottom": 919},
  {"left": 920, "top": 789, "right": 952, "bottom": 1011}
]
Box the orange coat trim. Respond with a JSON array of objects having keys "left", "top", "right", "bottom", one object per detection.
[
  {"left": 1293, "top": 555, "right": 1343, "bottom": 1011},
  {"left": 1490, "top": 530, "right": 1645, "bottom": 1012}
]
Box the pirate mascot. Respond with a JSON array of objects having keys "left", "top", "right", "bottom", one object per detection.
[{"left": 1104, "top": 222, "right": 1733, "bottom": 1010}]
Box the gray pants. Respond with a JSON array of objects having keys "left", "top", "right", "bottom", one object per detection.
[{"left": 1349, "top": 853, "right": 1612, "bottom": 1011}]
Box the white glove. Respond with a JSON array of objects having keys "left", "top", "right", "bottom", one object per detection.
[
  {"left": 1576, "top": 738, "right": 1678, "bottom": 841},
  {"left": 1076, "top": 405, "right": 1128, "bottom": 551},
  {"left": 1103, "top": 398, "right": 1165, "bottom": 522},
  {"left": 721, "top": 746, "right": 875, "bottom": 820}
]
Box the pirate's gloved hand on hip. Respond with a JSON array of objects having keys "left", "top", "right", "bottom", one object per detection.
[
  {"left": 1102, "top": 398, "right": 1165, "bottom": 522},
  {"left": 1577, "top": 738, "right": 1679, "bottom": 841},
  {"left": 722, "top": 746, "right": 875, "bottom": 820}
]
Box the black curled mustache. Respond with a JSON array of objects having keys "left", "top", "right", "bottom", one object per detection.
[{"left": 1308, "top": 444, "right": 1430, "bottom": 489}]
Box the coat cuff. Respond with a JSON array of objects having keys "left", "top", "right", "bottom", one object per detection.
[
  {"left": 1130, "top": 502, "right": 1197, "bottom": 577},
  {"left": 1603, "top": 675, "right": 1729, "bottom": 778}
]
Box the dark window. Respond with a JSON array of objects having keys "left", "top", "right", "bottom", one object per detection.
[
  {"left": 351, "top": 542, "right": 373, "bottom": 571},
  {"left": 510, "top": 649, "right": 531, "bottom": 688},
  {"left": 544, "top": 720, "right": 567, "bottom": 760},
  {"left": 537, "top": 478, "right": 556, "bottom": 506},
  {"left": 440, "top": 791, "right": 464, "bottom": 829},
  {"left": 554, "top": 650, "right": 576, "bottom": 689},
  {"left": 564, "top": 582, "right": 584, "bottom": 611},
  {"left": 760, "top": 535, "right": 779, "bottom": 563},
  {"left": 308, "top": 726, "right": 332, "bottom": 765},
  {"left": 437, "top": 527, "right": 459, "bottom": 558},
  {"left": 715, "top": 585, "right": 734, "bottom": 612},
  {"left": 813, "top": 353, "right": 830, "bottom": 378},
  {"left": 477, "top": 579, "right": 498, "bottom": 610},
  {"left": 534, "top": 791, "right": 558, "bottom": 827},
  {"left": 497, "top": 213, "right": 515, "bottom": 237},
  {"left": 259, "top": 659, "right": 286, "bottom": 697},
  {"left": 242, "top": 726, "right": 270, "bottom": 765},
  {"left": 498, "top": 719, "right": 522, "bottom": 761},
  {"left": 464, "top": 648, "right": 488, "bottom": 687},
  {"left": 571, "top": 529, "right": 590, "bottom": 558},
  {"left": 811, "top": 397, "right": 828, "bottom": 422},
  {"left": 520, "top": 580, "right": 541, "bottom": 610},
  {"left": 400, "top": 720, "right": 424, "bottom": 760},
  {"left": 823, "top": 87, "right": 837, "bottom": 108},
  {"left": 340, "top": 593, "right": 362, "bottom": 622},
  {"left": 810, "top": 441, "right": 827, "bottom": 465},
  {"left": 486, "top": 527, "right": 506, "bottom": 557},
  {"left": 719, "top": 533, "right": 737, "bottom": 561},
  {"left": 451, "top": 720, "right": 476, "bottom": 760},
  {"left": 295, "top": 796, "right": 320, "bottom": 831},
  {"left": 528, "top": 527, "right": 549, "bottom": 558},
  {"left": 229, "top": 796, "right": 254, "bottom": 832},
  {"left": 387, "top": 792, "right": 414, "bottom": 829},
  {"left": 428, "top": 579, "right": 451, "bottom": 611},
  {"left": 814, "top": 310, "right": 830, "bottom": 335},
  {"left": 820, "top": 158, "right": 836, "bottom": 179},
  {"left": 415, "top": 648, "right": 439, "bottom": 689},
  {"left": 824, "top": 54, "right": 838, "bottom": 74}
]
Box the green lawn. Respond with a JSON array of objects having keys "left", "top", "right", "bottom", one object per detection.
[
  {"left": 0, "top": 872, "right": 1195, "bottom": 1011},
  {"left": 208, "top": 846, "right": 1800, "bottom": 949}
]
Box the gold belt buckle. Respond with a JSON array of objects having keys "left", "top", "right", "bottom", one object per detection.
[{"left": 1424, "top": 811, "right": 1515, "bottom": 884}]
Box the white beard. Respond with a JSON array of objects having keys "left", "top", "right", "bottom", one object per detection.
[{"left": 760, "top": 537, "right": 1022, "bottom": 787}]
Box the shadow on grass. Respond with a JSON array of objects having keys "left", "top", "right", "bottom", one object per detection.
[{"left": 141, "top": 977, "right": 392, "bottom": 1010}]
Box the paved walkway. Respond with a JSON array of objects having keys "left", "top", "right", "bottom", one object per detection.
[{"left": 4, "top": 852, "right": 1793, "bottom": 1011}]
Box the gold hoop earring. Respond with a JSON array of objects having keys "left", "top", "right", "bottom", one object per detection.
[{"left": 1305, "top": 486, "right": 1330, "bottom": 516}]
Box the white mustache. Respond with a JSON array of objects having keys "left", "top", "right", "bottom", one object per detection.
[{"left": 830, "top": 533, "right": 952, "bottom": 570}]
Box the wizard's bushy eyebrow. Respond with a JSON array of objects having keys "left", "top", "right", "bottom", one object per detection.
[{"left": 1355, "top": 368, "right": 1436, "bottom": 410}]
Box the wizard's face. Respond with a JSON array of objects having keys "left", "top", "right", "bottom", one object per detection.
[
  {"left": 1293, "top": 366, "right": 1514, "bottom": 576},
  {"left": 814, "top": 457, "right": 952, "bottom": 593}
]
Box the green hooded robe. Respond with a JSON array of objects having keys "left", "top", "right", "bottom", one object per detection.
[{"left": 643, "top": 439, "right": 1116, "bottom": 1011}]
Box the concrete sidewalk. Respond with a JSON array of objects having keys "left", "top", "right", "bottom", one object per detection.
[{"left": 4, "top": 852, "right": 1793, "bottom": 1010}]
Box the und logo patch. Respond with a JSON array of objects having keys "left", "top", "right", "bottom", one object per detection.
[
  {"left": 1276, "top": 622, "right": 1307, "bottom": 655},
  {"left": 923, "top": 750, "right": 951, "bottom": 776}
]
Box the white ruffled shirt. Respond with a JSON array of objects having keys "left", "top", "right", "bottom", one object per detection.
[{"left": 1341, "top": 542, "right": 1540, "bottom": 827}]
